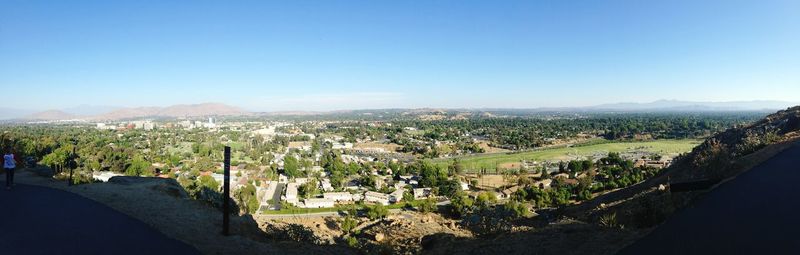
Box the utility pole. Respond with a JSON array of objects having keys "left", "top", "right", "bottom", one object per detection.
[{"left": 222, "top": 146, "right": 231, "bottom": 236}]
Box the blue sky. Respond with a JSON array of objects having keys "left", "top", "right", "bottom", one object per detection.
[{"left": 1, "top": 0, "right": 799, "bottom": 111}]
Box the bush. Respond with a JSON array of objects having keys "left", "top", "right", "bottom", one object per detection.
[
  {"left": 599, "top": 212, "right": 619, "bottom": 228},
  {"left": 417, "top": 198, "right": 437, "bottom": 213},
  {"left": 503, "top": 200, "right": 529, "bottom": 218},
  {"left": 346, "top": 236, "right": 359, "bottom": 247},
  {"left": 366, "top": 204, "right": 388, "bottom": 220}
]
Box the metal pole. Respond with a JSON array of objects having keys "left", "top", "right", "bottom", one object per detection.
[{"left": 223, "top": 146, "right": 231, "bottom": 236}]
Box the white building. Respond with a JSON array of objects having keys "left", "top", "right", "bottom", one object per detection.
[
  {"left": 323, "top": 192, "right": 353, "bottom": 202},
  {"left": 413, "top": 188, "right": 432, "bottom": 199},
  {"left": 332, "top": 142, "right": 354, "bottom": 150},
  {"left": 302, "top": 198, "right": 335, "bottom": 208},
  {"left": 390, "top": 188, "right": 405, "bottom": 203},
  {"left": 460, "top": 181, "right": 470, "bottom": 191},
  {"left": 364, "top": 191, "right": 391, "bottom": 205},
  {"left": 534, "top": 179, "right": 553, "bottom": 189},
  {"left": 284, "top": 183, "right": 299, "bottom": 205},
  {"left": 261, "top": 181, "right": 278, "bottom": 201},
  {"left": 92, "top": 172, "right": 122, "bottom": 182},
  {"left": 320, "top": 178, "right": 334, "bottom": 192}
]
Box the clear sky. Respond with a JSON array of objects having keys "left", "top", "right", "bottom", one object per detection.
[{"left": 1, "top": 0, "right": 799, "bottom": 111}]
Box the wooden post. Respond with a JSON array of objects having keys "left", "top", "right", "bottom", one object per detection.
[{"left": 223, "top": 146, "right": 231, "bottom": 236}]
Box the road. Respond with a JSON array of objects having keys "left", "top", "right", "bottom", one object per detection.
[
  {"left": 618, "top": 142, "right": 800, "bottom": 254},
  {"left": 257, "top": 208, "right": 407, "bottom": 219},
  {"left": 271, "top": 183, "right": 285, "bottom": 210},
  {"left": 0, "top": 184, "right": 200, "bottom": 255}
]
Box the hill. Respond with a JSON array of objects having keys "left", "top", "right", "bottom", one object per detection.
[
  {"left": 24, "top": 110, "right": 77, "bottom": 121},
  {"left": 91, "top": 103, "right": 248, "bottom": 120},
  {"left": 594, "top": 99, "right": 797, "bottom": 112}
]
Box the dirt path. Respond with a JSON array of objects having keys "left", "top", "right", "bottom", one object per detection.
[{"left": 0, "top": 183, "right": 200, "bottom": 255}]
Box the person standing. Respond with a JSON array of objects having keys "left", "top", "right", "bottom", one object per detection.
[{"left": 4, "top": 151, "right": 16, "bottom": 189}]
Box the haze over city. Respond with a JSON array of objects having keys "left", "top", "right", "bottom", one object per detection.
[{"left": 2, "top": 0, "right": 799, "bottom": 111}]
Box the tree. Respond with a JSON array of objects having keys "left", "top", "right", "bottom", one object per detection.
[
  {"left": 449, "top": 193, "right": 474, "bottom": 217},
  {"left": 367, "top": 203, "right": 388, "bottom": 220},
  {"left": 448, "top": 159, "right": 464, "bottom": 176},
  {"left": 235, "top": 183, "right": 259, "bottom": 214},
  {"left": 417, "top": 198, "right": 437, "bottom": 213},
  {"left": 284, "top": 155, "right": 299, "bottom": 178},
  {"left": 475, "top": 191, "right": 497, "bottom": 210},
  {"left": 503, "top": 200, "right": 529, "bottom": 218},
  {"left": 197, "top": 175, "right": 220, "bottom": 191},
  {"left": 581, "top": 160, "right": 594, "bottom": 172},
  {"left": 567, "top": 160, "right": 584, "bottom": 173},
  {"left": 298, "top": 181, "right": 318, "bottom": 199},
  {"left": 359, "top": 175, "right": 376, "bottom": 190},
  {"left": 340, "top": 215, "right": 359, "bottom": 234},
  {"left": 402, "top": 190, "right": 415, "bottom": 202},
  {"left": 126, "top": 155, "right": 152, "bottom": 176}
]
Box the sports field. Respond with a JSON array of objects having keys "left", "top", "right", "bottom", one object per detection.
[{"left": 431, "top": 139, "right": 701, "bottom": 173}]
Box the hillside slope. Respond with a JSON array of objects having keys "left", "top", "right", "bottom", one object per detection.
[
  {"left": 567, "top": 106, "right": 800, "bottom": 225},
  {"left": 424, "top": 106, "right": 800, "bottom": 255},
  {"left": 24, "top": 110, "right": 77, "bottom": 120}
]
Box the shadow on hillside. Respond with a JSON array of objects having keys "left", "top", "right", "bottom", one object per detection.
[{"left": 55, "top": 173, "right": 359, "bottom": 255}]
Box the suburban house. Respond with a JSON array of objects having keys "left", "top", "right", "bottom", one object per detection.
[
  {"left": 413, "top": 188, "right": 432, "bottom": 199},
  {"left": 284, "top": 183, "right": 299, "bottom": 205},
  {"left": 389, "top": 188, "right": 406, "bottom": 203},
  {"left": 499, "top": 185, "right": 520, "bottom": 199},
  {"left": 534, "top": 179, "right": 553, "bottom": 189},
  {"left": 320, "top": 178, "right": 334, "bottom": 191}
]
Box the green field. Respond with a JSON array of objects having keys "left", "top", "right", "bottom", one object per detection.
[
  {"left": 430, "top": 139, "right": 701, "bottom": 173},
  {"left": 259, "top": 202, "right": 409, "bottom": 215}
]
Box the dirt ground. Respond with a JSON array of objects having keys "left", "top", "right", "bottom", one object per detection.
[
  {"left": 354, "top": 142, "right": 402, "bottom": 152},
  {"left": 467, "top": 175, "right": 509, "bottom": 189},
  {"left": 478, "top": 141, "right": 510, "bottom": 153}
]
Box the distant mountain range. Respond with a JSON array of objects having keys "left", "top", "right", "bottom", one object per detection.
[
  {"left": 592, "top": 100, "right": 797, "bottom": 111},
  {"left": 15, "top": 103, "right": 248, "bottom": 121},
  {"left": 92, "top": 103, "right": 247, "bottom": 120},
  {"left": 4, "top": 100, "right": 798, "bottom": 121}
]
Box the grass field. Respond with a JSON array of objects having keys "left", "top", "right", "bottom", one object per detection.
[
  {"left": 259, "top": 202, "right": 409, "bottom": 215},
  {"left": 430, "top": 139, "right": 701, "bottom": 173}
]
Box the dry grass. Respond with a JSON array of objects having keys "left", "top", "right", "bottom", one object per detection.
[{"left": 353, "top": 142, "right": 401, "bottom": 152}]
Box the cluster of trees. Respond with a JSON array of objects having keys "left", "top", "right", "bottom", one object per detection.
[
  {"left": 391, "top": 113, "right": 762, "bottom": 150},
  {"left": 509, "top": 152, "right": 662, "bottom": 209}
]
